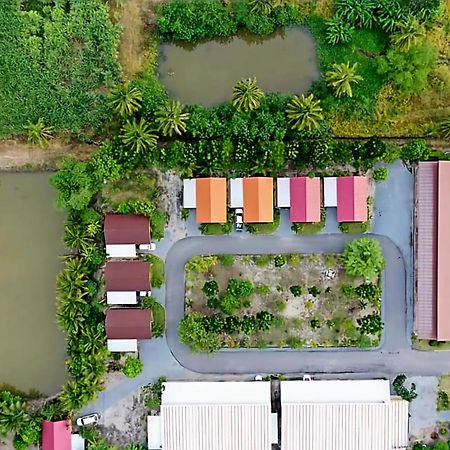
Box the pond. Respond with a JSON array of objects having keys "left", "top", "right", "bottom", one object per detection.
[
  {"left": 158, "top": 27, "right": 320, "bottom": 107},
  {"left": 0, "top": 173, "right": 67, "bottom": 395}
]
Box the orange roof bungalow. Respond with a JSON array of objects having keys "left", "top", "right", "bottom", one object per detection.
[
  {"left": 415, "top": 161, "right": 450, "bottom": 341},
  {"left": 243, "top": 177, "right": 273, "bottom": 223},
  {"left": 183, "top": 178, "right": 227, "bottom": 224}
]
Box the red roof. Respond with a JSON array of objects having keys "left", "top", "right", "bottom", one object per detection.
[
  {"left": 104, "top": 214, "right": 150, "bottom": 244},
  {"left": 42, "top": 420, "right": 72, "bottom": 450},
  {"left": 105, "top": 261, "right": 150, "bottom": 291},
  {"left": 290, "top": 177, "right": 321, "bottom": 223},
  {"left": 337, "top": 176, "right": 368, "bottom": 222},
  {"left": 106, "top": 308, "right": 152, "bottom": 339}
]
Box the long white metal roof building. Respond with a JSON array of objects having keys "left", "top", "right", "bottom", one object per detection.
[
  {"left": 160, "top": 381, "right": 274, "bottom": 450},
  {"left": 280, "top": 380, "right": 409, "bottom": 450}
]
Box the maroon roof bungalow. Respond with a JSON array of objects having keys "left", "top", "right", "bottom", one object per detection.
[
  {"left": 104, "top": 214, "right": 150, "bottom": 245},
  {"left": 106, "top": 308, "right": 152, "bottom": 339},
  {"left": 337, "top": 176, "right": 368, "bottom": 223},
  {"left": 42, "top": 420, "right": 72, "bottom": 450},
  {"left": 105, "top": 261, "right": 151, "bottom": 292}
]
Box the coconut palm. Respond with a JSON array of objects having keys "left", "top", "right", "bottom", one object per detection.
[
  {"left": 64, "top": 224, "right": 89, "bottom": 250},
  {"left": 0, "top": 392, "right": 26, "bottom": 435},
  {"left": 441, "top": 117, "right": 450, "bottom": 139},
  {"left": 109, "top": 82, "right": 142, "bottom": 117},
  {"left": 121, "top": 118, "right": 158, "bottom": 154},
  {"left": 391, "top": 16, "right": 425, "bottom": 52},
  {"left": 155, "top": 100, "right": 190, "bottom": 137},
  {"left": 325, "top": 17, "right": 354, "bottom": 45},
  {"left": 249, "top": 0, "right": 276, "bottom": 14},
  {"left": 285, "top": 94, "right": 324, "bottom": 132},
  {"left": 24, "top": 118, "right": 53, "bottom": 148},
  {"left": 325, "top": 62, "right": 363, "bottom": 98},
  {"left": 231, "top": 77, "right": 265, "bottom": 112}
]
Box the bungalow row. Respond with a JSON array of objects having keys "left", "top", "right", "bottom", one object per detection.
[
  {"left": 183, "top": 176, "right": 368, "bottom": 224},
  {"left": 415, "top": 161, "right": 450, "bottom": 341}
]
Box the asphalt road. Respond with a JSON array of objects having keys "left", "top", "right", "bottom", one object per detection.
[{"left": 164, "top": 233, "right": 443, "bottom": 375}]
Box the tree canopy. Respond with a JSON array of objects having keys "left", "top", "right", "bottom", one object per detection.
[{"left": 342, "top": 238, "right": 385, "bottom": 279}]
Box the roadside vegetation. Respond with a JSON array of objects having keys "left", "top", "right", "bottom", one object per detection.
[{"left": 180, "top": 238, "right": 384, "bottom": 352}]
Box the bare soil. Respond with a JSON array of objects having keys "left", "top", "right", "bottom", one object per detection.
[{"left": 185, "top": 254, "right": 381, "bottom": 348}]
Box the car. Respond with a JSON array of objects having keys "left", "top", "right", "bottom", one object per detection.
[
  {"left": 303, "top": 374, "right": 312, "bottom": 381},
  {"left": 76, "top": 413, "right": 100, "bottom": 427},
  {"left": 235, "top": 208, "right": 243, "bottom": 232},
  {"left": 138, "top": 243, "right": 156, "bottom": 252}
]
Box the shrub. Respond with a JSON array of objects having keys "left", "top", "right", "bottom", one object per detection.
[
  {"left": 202, "top": 280, "right": 219, "bottom": 299},
  {"left": 287, "top": 253, "right": 301, "bottom": 266},
  {"left": 240, "top": 315, "right": 258, "bottom": 335},
  {"left": 274, "top": 255, "right": 286, "bottom": 267},
  {"left": 219, "top": 254, "right": 235, "bottom": 266},
  {"left": 219, "top": 292, "right": 242, "bottom": 315},
  {"left": 325, "top": 17, "right": 354, "bottom": 45},
  {"left": 342, "top": 238, "right": 385, "bottom": 279},
  {"left": 341, "top": 284, "right": 356, "bottom": 298},
  {"left": 355, "top": 282, "right": 381, "bottom": 303},
  {"left": 275, "top": 299, "right": 287, "bottom": 312},
  {"left": 147, "top": 254, "right": 165, "bottom": 288},
  {"left": 373, "top": 167, "right": 389, "bottom": 182},
  {"left": 224, "top": 315, "right": 241, "bottom": 334},
  {"left": 290, "top": 285, "right": 303, "bottom": 297},
  {"left": 401, "top": 139, "right": 431, "bottom": 162},
  {"left": 287, "top": 336, "right": 305, "bottom": 349},
  {"left": 256, "top": 284, "right": 271, "bottom": 295},
  {"left": 310, "top": 317, "right": 321, "bottom": 330},
  {"left": 357, "top": 314, "right": 384, "bottom": 334},
  {"left": 308, "top": 286, "right": 321, "bottom": 297},
  {"left": 254, "top": 255, "right": 272, "bottom": 267},
  {"left": 144, "top": 376, "right": 167, "bottom": 410},
  {"left": 123, "top": 357, "right": 143, "bottom": 378},
  {"left": 393, "top": 374, "right": 418, "bottom": 402},
  {"left": 434, "top": 442, "right": 449, "bottom": 450},
  {"left": 178, "top": 313, "right": 221, "bottom": 353},
  {"left": 255, "top": 311, "right": 275, "bottom": 331},
  {"left": 438, "top": 390, "right": 450, "bottom": 410},
  {"left": 186, "top": 256, "right": 218, "bottom": 273}
]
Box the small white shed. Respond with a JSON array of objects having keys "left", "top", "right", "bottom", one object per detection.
[
  {"left": 229, "top": 178, "right": 244, "bottom": 208},
  {"left": 183, "top": 179, "right": 196, "bottom": 209},
  {"left": 106, "top": 291, "right": 138, "bottom": 305},
  {"left": 323, "top": 177, "right": 338, "bottom": 207},
  {"left": 107, "top": 339, "right": 138, "bottom": 352},
  {"left": 277, "top": 178, "right": 291, "bottom": 208},
  {"left": 105, "top": 244, "right": 137, "bottom": 259},
  {"left": 148, "top": 416, "right": 162, "bottom": 449}
]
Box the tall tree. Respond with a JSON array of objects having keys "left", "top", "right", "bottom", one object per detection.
[
  {"left": 155, "top": 100, "right": 190, "bottom": 137},
  {"left": 121, "top": 118, "right": 158, "bottom": 155},
  {"left": 231, "top": 78, "right": 265, "bottom": 112},
  {"left": 109, "top": 83, "right": 142, "bottom": 117},
  {"left": 285, "top": 94, "right": 324, "bottom": 132},
  {"left": 325, "top": 62, "right": 363, "bottom": 98}
]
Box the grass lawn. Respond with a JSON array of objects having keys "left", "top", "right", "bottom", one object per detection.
[
  {"left": 412, "top": 338, "right": 450, "bottom": 351},
  {"left": 147, "top": 254, "right": 165, "bottom": 288},
  {"left": 437, "top": 374, "right": 450, "bottom": 411},
  {"left": 151, "top": 301, "right": 165, "bottom": 338},
  {"left": 292, "top": 209, "right": 326, "bottom": 235},
  {"left": 246, "top": 209, "right": 280, "bottom": 235},
  {"left": 184, "top": 253, "right": 382, "bottom": 349}
]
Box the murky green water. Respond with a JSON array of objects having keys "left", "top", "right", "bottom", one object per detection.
[
  {"left": 0, "top": 173, "right": 66, "bottom": 395},
  {"left": 158, "top": 27, "right": 320, "bottom": 106}
]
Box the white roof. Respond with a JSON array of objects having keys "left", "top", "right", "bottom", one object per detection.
[
  {"left": 105, "top": 244, "right": 137, "bottom": 258},
  {"left": 148, "top": 416, "right": 162, "bottom": 449},
  {"left": 281, "top": 380, "right": 391, "bottom": 403},
  {"left": 106, "top": 291, "right": 137, "bottom": 305},
  {"left": 71, "top": 434, "right": 85, "bottom": 450},
  {"left": 183, "top": 179, "right": 196, "bottom": 208},
  {"left": 107, "top": 339, "right": 137, "bottom": 352},
  {"left": 277, "top": 178, "right": 291, "bottom": 207},
  {"left": 280, "top": 380, "right": 409, "bottom": 450},
  {"left": 323, "top": 177, "right": 337, "bottom": 207},
  {"left": 229, "top": 178, "right": 244, "bottom": 208},
  {"left": 161, "top": 381, "right": 272, "bottom": 450}
]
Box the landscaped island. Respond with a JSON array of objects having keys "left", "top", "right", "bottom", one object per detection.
[{"left": 180, "top": 238, "right": 385, "bottom": 352}]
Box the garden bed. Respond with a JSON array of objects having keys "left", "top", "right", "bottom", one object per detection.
[{"left": 182, "top": 251, "right": 383, "bottom": 351}]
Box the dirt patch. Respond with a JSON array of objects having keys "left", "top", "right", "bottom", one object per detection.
[
  {"left": 111, "top": 0, "right": 163, "bottom": 80},
  {"left": 185, "top": 254, "right": 381, "bottom": 348},
  {"left": 0, "top": 139, "right": 96, "bottom": 170}
]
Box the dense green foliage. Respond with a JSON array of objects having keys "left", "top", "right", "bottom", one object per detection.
[
  {"left": 143, "top": 376, "right": 167, "bottom": 410},
  {"left": 232, "top": 78, "right": 265, "bottom": 112},
  {"left": 342, "top": 238, "right": 385, "bottom": 279},
  {"left": 393, "top": 374, "right": 418, "bottom": 401},
  {"left": 373, "top": 167, "right": 389, "bottom": 181},
  {"left": 0, "top": 0, "right": 120, "bottom": 138},
  {"left": 122, "top": 357, "right": 144, "bottom": 378}
]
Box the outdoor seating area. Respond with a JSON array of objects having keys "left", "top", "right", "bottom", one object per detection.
[{"left": 183, "top": 176, "right": 369, "bottom": 226}]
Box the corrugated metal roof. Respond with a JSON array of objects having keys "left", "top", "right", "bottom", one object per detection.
[
  {"left": 437, "top": 162, "right": 450, "bottom": 340},
  {"left": 104, "top": 261, "right": 150, "bottom": 291},
  {"left": 337, "top": 177, "right": 368, "bottom": 222},
  {"left": 415, "top": 162, "right": 437, "bottom": 339},
  {"left": 281, "top": 401, "right": 409, "bottom": 450},
  {"left": 230, "top": 178, "right": 244, "bottom": 208},
  {"left": 160, "top": 382, "right": 272, "bottom": 450},
  {"left": 243, "top": 177, "right": 273, "bottom": 223},
  {"left": 195, "top": 178, "right": 227, "bottom": 224},
  {"left": 323, "top": 177, "right": 337, "bottom": 207},
  {"left": 105, "top": 308, "right": 152, "bottom": 339},
  {"left": 104, "top": 214, "right": 150, "bottom": 245},
  {"left": 183, "top": 179, "right": 196, "bottom": 208},
  {"left": 290, "top": 177, "right": 321, "bottom": 223},
  {"left": 277, "top": 178, "right": 291, "bottom": 207}
]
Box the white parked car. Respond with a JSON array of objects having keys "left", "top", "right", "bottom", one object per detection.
[
  {"left": 235, "top": 208, "right": 243, "bottom": 232},
  {"left": 76, "top": 413, "right": 100, "bottom": 427},
  {"left": 138, "top": 243, "right": 156, "bottom": 252}
]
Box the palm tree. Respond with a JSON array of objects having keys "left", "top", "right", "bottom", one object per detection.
[
  {"left": 391, "top": 16, "right": 425, "bottom": 52},
  {"left": 249, "top": 0, "right": 275, "bottom": 14},
  {"left": 285, "top": 94, "right": 324, "bottom": 132},
  {"left": 441, "top": 117, "right": 450, "bottom": 139},
  {"left": 121, "top": 118, "right": 158, "bottom": 155},
  {"left": 325, "top": 62, "right": 363, "bottom": 98},
  {"left": 64, "top": 224, "right": 89, "bottom": 250},
  {"left": 155, "top": 100, "right": 190, "bottom": 137},
  {"left": 109, "top": 82, "right": 142, "bottom": 117},
  {"left": 24, "top": 118, "right": 53, "bottom": 148},
  {"left": 231, "top": 78, "right": 265, "bottom": 112},
  {"left": 0, "top": 392, "right": 26, "bottom": 435}
]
